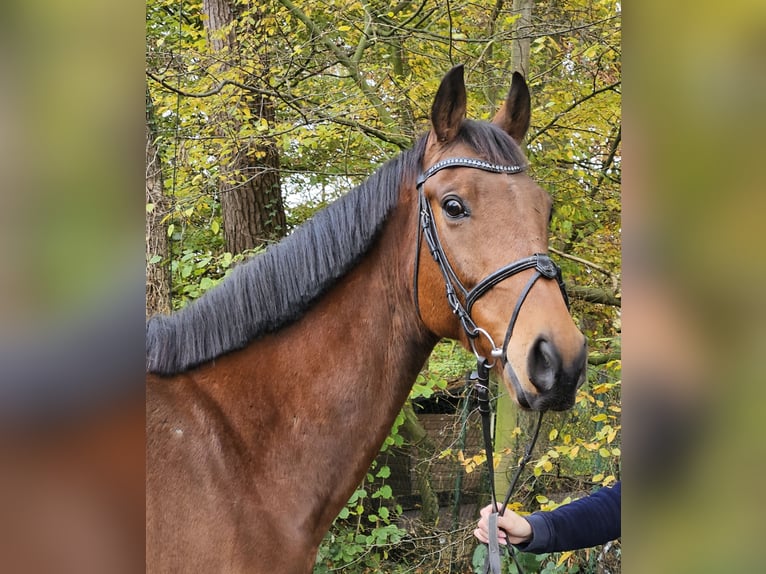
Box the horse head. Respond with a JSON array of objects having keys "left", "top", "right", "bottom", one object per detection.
[{"left": 415, "top": 65, "right": 587, "bottom": 411}]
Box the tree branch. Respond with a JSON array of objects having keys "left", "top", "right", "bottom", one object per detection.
[
  {"left": 311, "top": 108, "right": 413, "bottom": 149},
  {"left": 588, "top": 350, "right": 621, "bottom": 365},
  {"left": 550, "top": 246, "right": 614, "bottom": 278},
  {"left": 568, "top": 285, "right": 621, "bottom": 307},
  {"left": 527, "top": 81, "right": 621, "bottom": 144},
  {"left": 147, "top": 70, "right": 277, "bottom": 99},
  {"left": 594, "top": 123, "right": 621, "bottom": 194},
  {"left": 276, "top": 0, "right": 399, "bottom": 130}
]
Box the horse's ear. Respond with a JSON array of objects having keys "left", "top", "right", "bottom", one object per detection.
[
  {"left": 492, "top": 71, "right": 531, "bottom": 144},
  {"left": 431, "top": 65, "right": 467, "bottom": 144}
]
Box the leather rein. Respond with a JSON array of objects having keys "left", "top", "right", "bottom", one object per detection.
[{"left": 413, "top": 157, "right": 571, "bottom": 574}]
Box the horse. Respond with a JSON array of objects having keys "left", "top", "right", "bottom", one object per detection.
[{"left": 146, "top": 65, "right": 587, "bottom": 573}]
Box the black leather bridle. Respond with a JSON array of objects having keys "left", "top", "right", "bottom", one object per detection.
[
  {"left": 413, "top": 157, "right": 571, "bottom": 574},
  {"left": 414, "top": 156, "right": 569, "bottom": 365}
]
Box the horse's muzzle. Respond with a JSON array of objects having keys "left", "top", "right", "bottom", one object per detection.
[{"left": 506, "top": 335, "right": 587, "bottom": 411}]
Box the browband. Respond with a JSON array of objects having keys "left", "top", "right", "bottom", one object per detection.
[{"left": 416, "top": 157, "right": 527, "bottom": 189}]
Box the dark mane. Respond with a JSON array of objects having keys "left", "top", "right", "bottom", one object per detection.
[
  {"left": 146, "top": 121, "right": 526, "bottom": 375},
  {"left": 147, "top": 140, "right": 423, "bottom": 375}
]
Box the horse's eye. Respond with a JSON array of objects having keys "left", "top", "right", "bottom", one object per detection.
[{"left": 442, "top": 197, "right": 467, "bottom": 219}]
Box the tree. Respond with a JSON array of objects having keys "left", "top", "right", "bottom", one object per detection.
[
  {"left": 145, "top": 89, "right": 171, "bottom": 317},
  {"left": 202, "top": 0, "right": 286, "bottom": 253}
]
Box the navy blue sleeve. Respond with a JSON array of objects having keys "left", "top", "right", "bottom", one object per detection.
[{"left": 514, "top": 481, "right": 621, "bottom": 554}]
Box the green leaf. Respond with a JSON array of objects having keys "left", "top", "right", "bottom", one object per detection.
[{"left": 372, "top": 484, "right": 392, "bottom": 499}]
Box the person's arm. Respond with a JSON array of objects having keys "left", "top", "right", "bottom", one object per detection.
[{"left": 475, "top": 482, "right": 621, "bottom": 554}]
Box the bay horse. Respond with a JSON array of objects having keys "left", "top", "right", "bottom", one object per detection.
[{"left": 146, "top": 65, "right": 587, "bottom": 573}]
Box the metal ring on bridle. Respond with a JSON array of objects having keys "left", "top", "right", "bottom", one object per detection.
[{"left": 468, "top": 327, "right": 503, "bottom": 366}]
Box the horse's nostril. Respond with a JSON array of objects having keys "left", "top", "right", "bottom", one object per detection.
[{"left": 528, "top": 337, "right": 561, "bottom": 393}]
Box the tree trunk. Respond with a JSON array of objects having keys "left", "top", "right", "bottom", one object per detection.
[
  {"left": 494, "top": 0, "right": 534, "bottom": 498},
  {"left": 145, "top": 90, "right": 171, "bottom": 318},
  {"left": 400, "top": 403, "right": 440, "bottom": 526},
  {"left": 203, "top": 0, "right": 286, "bottom": 254},
  {"left": 511, "top": 0, "right": 533, "bottom": 77}
]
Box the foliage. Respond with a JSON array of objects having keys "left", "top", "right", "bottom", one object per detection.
[
  {"left": 456, "top": 354, "right": 621, "bottom": 574},
  {"left": 147, "top": 0, "right": 621, "bottom": 314},
  {"left": 314, "top": 415, "right": 407, "bottom": 573},
  {"left": 168, "top": 246, "right": 263, "bottom": 309}
]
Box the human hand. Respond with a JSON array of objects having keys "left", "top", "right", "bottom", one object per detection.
[{"left": 473, "top": 504, "right": 533, "bottom": 546}]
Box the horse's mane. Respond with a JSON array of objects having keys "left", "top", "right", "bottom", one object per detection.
[{"left": 146, "top": 121, "right": 526, "bottom": 375}]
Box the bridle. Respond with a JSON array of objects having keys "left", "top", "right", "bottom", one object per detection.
[
  {"left": 413, "top": 157, "right": 571, "bottom": 574},
  {"left": 414, "top": 157, "right": 569, "bottom": 366}
]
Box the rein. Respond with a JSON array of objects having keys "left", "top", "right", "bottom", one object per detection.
[
  {"left": 473, "top": 359, "right": 544, "bottom": 574},
  {"left": 413, "top": 157, "right": 570, "bottom": 574}
]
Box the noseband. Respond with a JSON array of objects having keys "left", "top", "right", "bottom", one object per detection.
[{"left": 413, "top": 157, "right": 571, "bottom": 574}]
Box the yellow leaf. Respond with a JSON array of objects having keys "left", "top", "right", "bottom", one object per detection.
[
  {"left": 549, "top": 429, "right": 559, "bottom": 441},
  {"left": 568, "top": 445, "right": 580, "bottom": 459},
  {"left": 557, "top": 551, "right": 574, "bottom": 566}
]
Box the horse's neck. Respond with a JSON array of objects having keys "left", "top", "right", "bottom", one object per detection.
[{"left": 193, "top": 203, "right": 436, "bottom": 540}]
